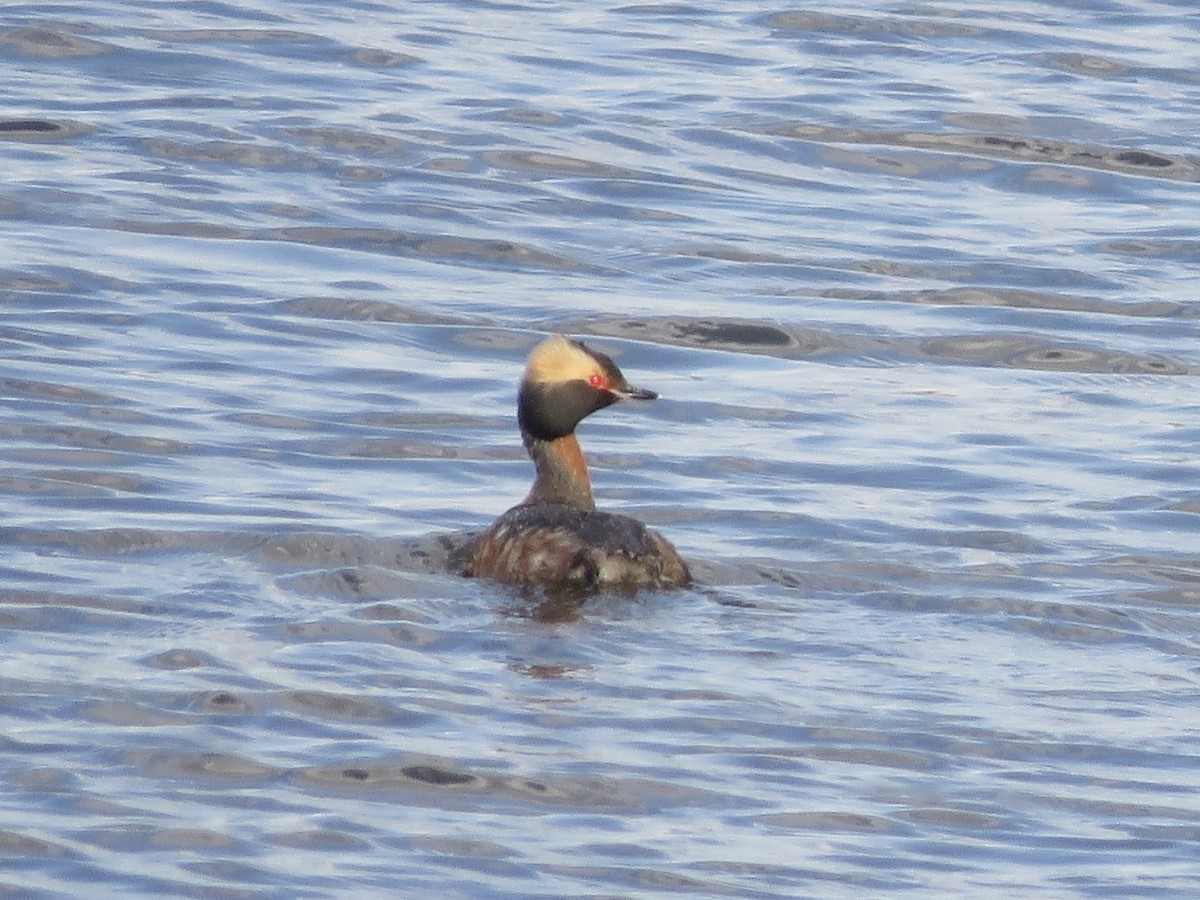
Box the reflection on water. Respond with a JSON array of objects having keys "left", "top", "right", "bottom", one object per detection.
[{"left": 2, "top": 0, "right": 1200, "bottom": 896}]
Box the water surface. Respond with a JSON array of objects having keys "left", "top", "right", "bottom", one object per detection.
[{"left": 2, "top": 1, "right": 1200, "bottom": 896}]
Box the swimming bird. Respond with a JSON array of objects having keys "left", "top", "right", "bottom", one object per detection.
[{"left": 463, "top": 334, "right": 690, "bottom": 593}]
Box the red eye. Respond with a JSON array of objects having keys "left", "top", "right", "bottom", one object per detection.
[{"left": 588, "top": 373, "right": 606, "bottom": 388}]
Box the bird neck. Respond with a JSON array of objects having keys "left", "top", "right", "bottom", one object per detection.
[{"left": 522, "top": 430, "right": 595, "bottom": 510}]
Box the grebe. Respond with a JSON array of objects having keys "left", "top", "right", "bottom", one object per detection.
[{"left": 463, "top": 335, "right": 690, "bottom": 593}]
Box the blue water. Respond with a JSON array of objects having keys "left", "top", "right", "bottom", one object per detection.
[{"left": 3, "top": 1, "right": 1200, "bottom": 896}]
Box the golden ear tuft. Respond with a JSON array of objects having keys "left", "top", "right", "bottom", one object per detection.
[{"left": 524, "top": 334, "right": 599, "bottom": 384}]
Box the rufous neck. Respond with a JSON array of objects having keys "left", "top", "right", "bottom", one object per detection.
[{"left": 522, "top": 430, "right": 595, "bottom": 510}]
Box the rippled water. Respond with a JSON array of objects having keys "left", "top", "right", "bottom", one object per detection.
[{"left": 3, "top": 1, "right": 1200, "bottom": 896}]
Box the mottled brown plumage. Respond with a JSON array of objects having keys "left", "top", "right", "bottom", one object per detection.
[{"left": 463, "top": 335, "right": 690, "bottom": 593}]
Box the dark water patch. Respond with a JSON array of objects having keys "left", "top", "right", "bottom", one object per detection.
[
  {"left": 1, "top": 527, "right": 267, "bottom": 558},
  {"left": 483, "top": 150, "right": 642, "bottom": 179},
  {"left": 346, "top": 411, "right": 484, "bottom": 431},
  {"left": 79, "top": 700, "right": 186, "bottom": 728},
  {"left": 902, "top": 805, "right": 1009, "bottom": 831},
  {"left": 24, "top": 469, "right": 163, "bottom": 495},
  {"left": 135, "top": 28, "right": 319, "bottom": 46},
  {"left": 346, "top": 47, "right": 421, "bottom": 68},
  {"left": 276, "top": 292, "right": 456, "bottom": 326},
  {"left": 614, "top": 4, "right": 715, "bottom": 17},
  {"left": 919, "top": 335, "right": 1190, "bottom": 374},
  {"left": 0, "top": 23, "right": 112, "bottom": 58},
  {"left": 107, "top": 218, "right": 248, "bottom": 241},
  {"left": 849, "top": 257, "right": 1122, "bottom": 294},
  {"left": 925, "top": 529, "right": 1049, "bottom": 554},
  {"left": 270, "top": 829, "right": 372, "bottom": 851},
  {"left": 308, "top": 761, "right": 509, "bottom": 810},
  {"left": 750, "top": 121, "right": 1200, "bottom": 183},
  {"left": 952, "top": 597, "right": 1152, "bottom": 646},
  {"left": 407, "top": 834, "right": 525, "bottom": 874},
  {"left": 853, "top": 579, "right": 1200, "bottom": 654},
  {"left": 779, "top": 741, "right": 942, "bottom": 773},
  {"left": 0, "top": 604, "right": 133, "bottom": 636},
  {"left": 278, "top": 566, "right": 436, "bottom": 604},
  {"left": 654, "top": 244, "right": 1122, "bottom": 296},
  {"left": 0, "top": 422, "right": 189, "bottom": 455},
  {"left": 402, "top": 765, "right": 477, "bottom": 786},
  {"left": 516, "top": 193, "right": 696, "bottom": 226},
  {"left": 475, "top": 106, "right": 568, "bottom": 126},
  {"left": 299, "top": 435, "right": 473, "bottom": 461},
  {"left": 816, "top": 143, "right": 980, "bottom": 181},
  {"left": 196, "top": 691, "right": 254, "bottom": 714},
  {"left": 354, "top": 601, "right": 436, "bottom": 622},
  {"left": 1098, "top": 554, "right": 1200, "bottom": 594},
  {"left": 0, "top": 376, "right": 126, "bottom": 407},
  {"left": 276, "top": 126, "right": 413, "bottom": 158},
  {"left": 543, "top": 864, "right": 755, "bottom": 897},
  {"left": 723, "top": 560, "right": 883, "bottom": 596},
  {"left": 676, "top": 320, "right": 793, "bottom": 347},
  {"left": 268, "top": 226, "right": 598, "bottom": 273},
  {"left": 571, "top": 316, "right": 1194, "bottom": 374},
  {"left": 0, "top": 271, "right": 74, "bottom": 293},
  {"left": 78, "top": 824, "right": 243, "bottom": 854},
  {"left": 0, "top": 119, "right": 88, "bottom": 142},
  {"left": 141, "top": 137, "right": 324, "bottom": 172},
  {"left": 572, "top": 316, "right": 856, "bottom": 359},
  {"left": 0, "top": 196, "right": 26, "bottom": 222},
  {"left": 1165, "top": 497, "right": 1200, "bottom": 516},
  {"left": 223, "top": 411, "right": 323, "bottom": 433},
  {"left": 0, "top": 830, "right": 73, "bottom": 859},
  {"left": 0, "top": 589, "right": 152, "bottom": 618},
  {"left": 759, "top": 810, "right": 902, "bottom": 833},
  {"left": 123, "top": 749, "right": 282, "bottom": 782},
  {"left": 682, "top": 244, "right": 810, "bottom": 266},
  {"left": 282, "top": 690, "right": 392, "bottom": 722},
  {"left": 1036, "top": 52, "right": 1133, "bottom": 78},
  {"left": 761, "top": 10, "right": 984, "bottom": 39},
  {"left": 141, "top": 648, "right": 219, "bottom": 671},
  {"left": 255, "top": 531, "right": 471, "bottom": 576},
  {"left": 821, "top": 286, "right": 1183, "bottom": 320},
  {"left": 279, "top": 617, "right": 442, "bottom": 650},
  {"left": 295, "top": 755, "right": 725, "bottom": 812},
  {"left": 1099, "top": 239, "right": 1200, "bottom": 262}
]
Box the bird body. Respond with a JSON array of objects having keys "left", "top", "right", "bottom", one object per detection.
[{"left": 463, "top": 335, "right": 689, "bottom": 593}]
